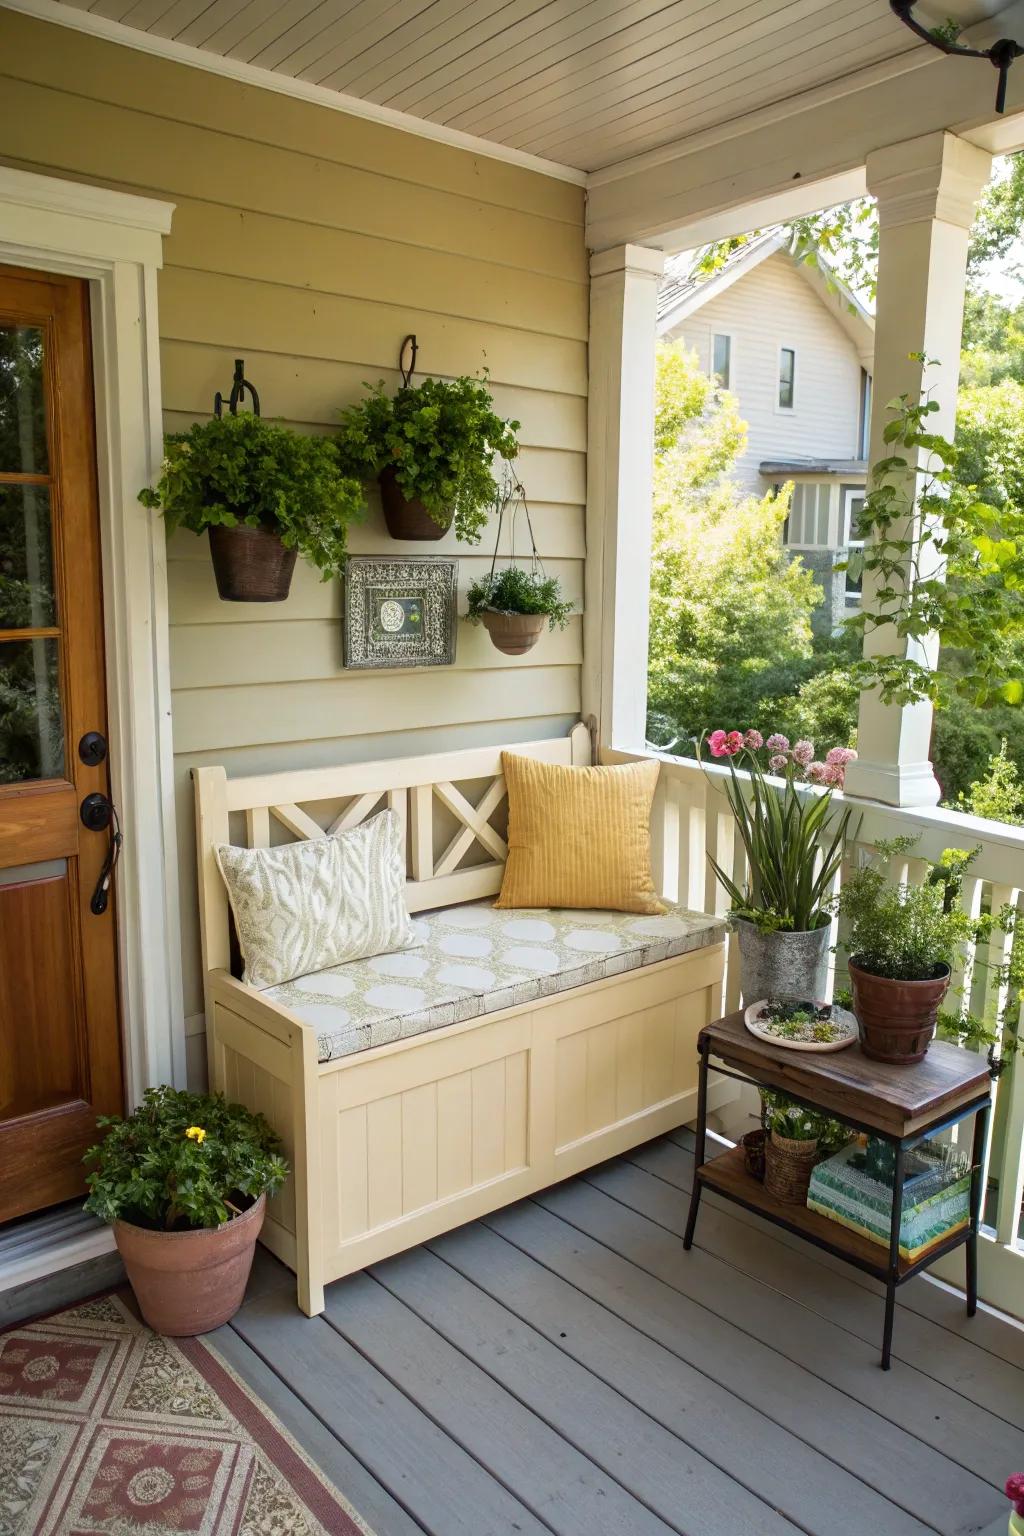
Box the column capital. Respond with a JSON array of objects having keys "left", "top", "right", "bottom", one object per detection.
[
  {"left": 867, "top": 131, "right": 992, "bottom": 231},
  {"left": 590, "top": 244, "right": 665, "bottom": 281}
]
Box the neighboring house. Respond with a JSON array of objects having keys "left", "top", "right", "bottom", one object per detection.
[{"left": 657, "top": 230, "right": 876, "bottom": 632}]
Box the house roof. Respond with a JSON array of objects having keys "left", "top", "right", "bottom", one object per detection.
[{"left": 657, "top": 229, "right": 876, "bottom": 369}]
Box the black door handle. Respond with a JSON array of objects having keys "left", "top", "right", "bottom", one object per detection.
[{"left": 79, "top": 793, "right": 122, "bottom": 915}]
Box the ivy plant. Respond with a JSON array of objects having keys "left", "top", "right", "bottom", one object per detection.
[
  {"left": 336, "top": 375, "right": 520, "bottom": 543},
  {"left": 83, "top": 1085, "right": 289, "bottom": 1232},
  {"left": 139, "top": 412, "right": 365, "bottom": 579},
  {"left": 843, "top": 361, "right": 1024, "bottom": 709},
  {"left": 466, "top": 566, "right": 572, "bottom": 630}
]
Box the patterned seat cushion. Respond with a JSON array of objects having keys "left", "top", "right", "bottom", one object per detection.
[{"left": 263, "top": 901, "right": 726, "bottom": 1064}]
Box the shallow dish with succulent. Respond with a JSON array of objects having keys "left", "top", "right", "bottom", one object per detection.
[{"left": 744, "top": 997, "right": 858, "bottom": 1052}]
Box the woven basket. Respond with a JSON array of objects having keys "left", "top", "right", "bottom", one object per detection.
[{"left": 764, "top": 1131, "right": 817, "bottom": 1205}]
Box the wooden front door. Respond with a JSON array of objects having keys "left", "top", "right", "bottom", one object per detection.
[{"left": 0, "top": 265, "right": 123, "bottom": 1223}]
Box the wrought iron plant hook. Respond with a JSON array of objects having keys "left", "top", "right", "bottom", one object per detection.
[
  {"left": 889, "top": 0, "right": 1023, "bottom": 113},
  {"left": 399, "top": 334, "right": 418, "bottom": 389},
  {"left": 214, "top": 357, "right": 261, "bottom": 418}
]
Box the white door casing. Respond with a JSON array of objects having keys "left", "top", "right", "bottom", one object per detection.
[{"left": 0, "top": 165, "right": 183, "bottom": 1104}]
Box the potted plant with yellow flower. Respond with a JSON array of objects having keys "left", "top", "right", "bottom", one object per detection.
[{"left": 84, "top": 1086, "right": 288, "bottom": 1336}]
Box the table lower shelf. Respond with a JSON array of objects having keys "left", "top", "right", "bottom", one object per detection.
[{"left": 697, "top": 1145, "right": 968, "bottom": 1282}]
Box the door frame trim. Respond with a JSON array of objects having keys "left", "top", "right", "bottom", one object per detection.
[{"left": 0, "top": 166, "right": 183, "bottom": 1104}]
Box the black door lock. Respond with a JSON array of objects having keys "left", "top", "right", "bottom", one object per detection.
[
  {"left": 78, "top": 731, "right": 107, "bottom": 767},
  {"left": 80, "top": 792, "right": 114, "bottom": 832}
]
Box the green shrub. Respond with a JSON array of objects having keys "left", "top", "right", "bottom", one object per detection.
[
  {"left": 466, "top": 566, "right": 572, "bottom": 630},
  {"left": 84, "top": 1086, "right": 288, "bottom": 1232},
  {"left": 139, "top": 413, "right": 364, "bottom": 578},
  {"left": 336, "top": 376, "right": 519, "bottom": 543},
  {"left": 838, "top": 839, "right": 976, "bottom": 981}
]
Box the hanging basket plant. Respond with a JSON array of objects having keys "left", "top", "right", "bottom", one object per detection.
[
  {"left": 466, "top": 467, "right": 572, "bottom": 655},
  {"left": 139, "top": 409, "right": 364, "bottom": 603},
  {"left": 335, "top": 336, "right": 520, "bottom": 544}
]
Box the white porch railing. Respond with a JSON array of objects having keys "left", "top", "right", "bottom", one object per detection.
[{"left": 612, "top": 747, "right": 1024, "bottom": 1320}]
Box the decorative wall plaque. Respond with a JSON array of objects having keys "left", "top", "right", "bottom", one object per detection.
[{"left": 343, "top": 556, "right": 458, "bottom": 670}]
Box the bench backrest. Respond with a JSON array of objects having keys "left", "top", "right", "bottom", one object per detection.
[{"left": 193, "top": 723, "right": 591, "bottom": 977}]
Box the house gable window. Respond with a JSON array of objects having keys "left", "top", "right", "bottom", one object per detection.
[
  {"left": 711, "top": 332, "right": 732, "bottom": 389},
  {"left": 778, "top": 346, "right": 796, "bottom": 409}
]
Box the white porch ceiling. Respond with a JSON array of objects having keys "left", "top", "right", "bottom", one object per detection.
[{"left": 45, "top": 0, "right": 1010, "bottom": 175}]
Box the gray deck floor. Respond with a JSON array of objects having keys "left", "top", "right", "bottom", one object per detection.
[{"left": 214, "top": 1129, "right": 1024, "bottom": 1536}]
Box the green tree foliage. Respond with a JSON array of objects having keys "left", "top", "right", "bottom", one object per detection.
[
  {"left": 960, "top": 291, "right": 1024, "bottom": 386},
  {"left": 957, "top": 739, "right": 1024, "bottom": 824},
  {"left": 647, "top": 344, "right": 830, "bottom": 748}
]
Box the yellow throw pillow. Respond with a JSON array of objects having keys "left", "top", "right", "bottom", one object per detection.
[{"left": 496, "top": 753, "right": 666, "bottom": 914}]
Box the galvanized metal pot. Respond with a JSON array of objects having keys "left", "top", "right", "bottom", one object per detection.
[{"left": 733, "top": 918, "right": 831, "bottom": 1004}]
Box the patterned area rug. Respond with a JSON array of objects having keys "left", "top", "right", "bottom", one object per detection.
[{"left": 0, "top": 1292, "right": 373, "bottom": 1535}]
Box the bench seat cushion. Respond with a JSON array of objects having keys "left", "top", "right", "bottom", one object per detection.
[{"left": 263, "top": 901, "right": 726, "bottom": 1064}]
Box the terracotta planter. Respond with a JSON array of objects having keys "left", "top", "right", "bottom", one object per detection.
[
  {"left": 849, "top": 957, "right": 951, "bottom": 1065},
  {"left": 114, "top": 1193, "right": 265, "bottom": 1336},
  {"left": 379, "top": 466, "right": 452, "bottom": 540},
  {"left": 764, "top": 1131, "right": 817, "bottom": 1205},
  {"left": 208, "top": 525, "right": 296, "bottom": 602},
  {"left": 741, "top": 1127, "right": 766, "bottom": 1182},
  {"left": 479, "top": 610, "right": 546, "bottom": 655}
]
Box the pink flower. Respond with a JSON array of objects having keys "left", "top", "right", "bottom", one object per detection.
[
  {"left": 725, "top": 731, "right": 744, "bottom": 755},
  {"left": 766, "top": 734, "right": 789, "bottom": 752},
  {"left": 823, "top": 763, "right": 846, "bottom": 787},
  {"left": 743, "top": 729, "right": 764, "bottom": 750},
  {"left": 707, "top": 729, "right": 729, "bottom": 757},
  {"left": 792, "top": 739, "right": 815, "bottom": 766},
  {"left": 768, "top": 754, "right": 788, "bottom": 773},
  {"left": 1006, "top": 1474, "right": 1024, "bottom": 1516},
  {"left": 826, "top": 746, "right": 857, "bottom": 766},
  {"left": 807, "top": 761, "right": 828, "bottom": 784}
]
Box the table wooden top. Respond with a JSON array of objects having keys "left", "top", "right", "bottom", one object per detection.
[{"left": 700, "top": 1012, "right": 991, "bottom": 1138}]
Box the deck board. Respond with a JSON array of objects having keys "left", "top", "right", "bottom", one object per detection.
[
  {"left": 225, "top": 1132, "right": 1023, "bottom": 1536},
  {"left": 579, "top": 1159, "right": 1024, "bottom": 1487},
  {"left": 630, "top": 1133, "right": 1024, "bottom": 1425},
  {"left": 367, "top": 1246, "right": 801, "bottom": 1536}
]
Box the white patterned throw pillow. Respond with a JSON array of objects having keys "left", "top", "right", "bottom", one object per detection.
[{"left": 215, "top": 809, "right": 417, "bottom": 989}]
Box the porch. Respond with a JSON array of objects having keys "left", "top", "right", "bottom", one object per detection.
[
  {"left": 3, "top": 3, "right": 1024, "bottom": 1527},
  {"left": 214, "top": 1126, "right": 1023, "bottom": 1536}
]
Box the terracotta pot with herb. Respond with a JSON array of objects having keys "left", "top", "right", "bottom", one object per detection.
[
  {"left": 139, "top": 413, "right": 364, "bottom": 601},
  {"left": 336, "top": 373, "right": 520, "bottom": 543},
  {"left": 838, "top": 838, "right": 977, "bottom": 1065},
  {"left": 467, "top": 567, "right": 572, "bottom": 655},
  {"left": 84, "top": 1086, "right": 288, "bottom": 1335}
]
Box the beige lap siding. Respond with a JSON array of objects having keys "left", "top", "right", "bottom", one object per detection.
[{"left": 0, "top": 8, "right": 588, "bottom": 1086}]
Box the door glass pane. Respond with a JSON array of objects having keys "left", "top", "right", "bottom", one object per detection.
[
  {"left": 0, "top": 485, "right": 55, "bottom": 628},
  {"left": 0, "top": 326, "right": 49, "bottom": 475},
  {"left": 0, "top": 637, "right": 63, "bottom": 783}
]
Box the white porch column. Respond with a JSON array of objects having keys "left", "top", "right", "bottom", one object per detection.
[
  {"left": 844, "top": 131, "right": 991, "bottom": 806},
  {"left": 583, "top": 243, "right": 665, "bottom": 753}
]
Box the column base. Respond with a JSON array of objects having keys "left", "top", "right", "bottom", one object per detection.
[{"left": 843, "top": 756, "right": 942, "bottom": 808}]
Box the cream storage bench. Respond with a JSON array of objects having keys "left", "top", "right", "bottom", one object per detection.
[{"left": 194, "top": 724, "right": 727, "bottom": 1316}]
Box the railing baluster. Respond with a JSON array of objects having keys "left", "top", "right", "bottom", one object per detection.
[{"left": 994, "top": 993, "right": 1024, "bottom": 1251}]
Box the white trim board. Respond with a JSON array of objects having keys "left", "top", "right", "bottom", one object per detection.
[
  {"left": 2, "top": 0, "right": 587, "bottom": 189},
  {"left": 0, "top": 164, "right": 186, "bottom": 1105}
]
